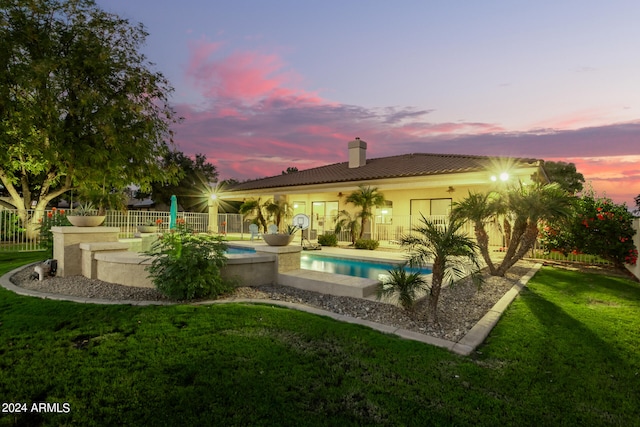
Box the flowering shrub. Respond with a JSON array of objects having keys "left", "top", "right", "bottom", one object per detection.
[
  {"left": 540, "top": 194, "right": 637, "bottom": 267},
  {"left": 38, "top": 208, "right": 70, "bottom": 257},
  {"left": 145, "top": 223, "right": 232, "bottom": 300}
]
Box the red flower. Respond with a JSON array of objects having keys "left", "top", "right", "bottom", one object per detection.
[
  {"left": 47, "top": 212, "right": 53, "bottom": 218},
  {"left": 59, "top": 209, "right": 65, "bottom": 215},
  {"left": 51, "top": 207, "right": 57, "bottom": 211},
  {"left": 156, "top": 219, "right": 163, "bottom": 224},
  {"left": 597, "top": 214, "right": 604, "bottom": 220},
  {"left": 176, "top": 218, "right": 185, "bottom": 224}
]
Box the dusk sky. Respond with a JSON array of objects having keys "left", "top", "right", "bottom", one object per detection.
[{"left": 97, "top": 0, "right": 640, "bottom": 208}]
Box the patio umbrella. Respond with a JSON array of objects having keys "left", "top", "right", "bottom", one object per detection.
[{"left": 169, "top": 195, "right": 177, "bottom": 229}]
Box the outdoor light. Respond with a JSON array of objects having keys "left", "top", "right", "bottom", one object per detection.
[
  {"left": 490, "top": 175, "right": 497, "bottom": 182},
  {"left": 210, "top": 194, "right": 217, "bottom": 200},
  {"left": 500, "top": 172, "right": 509, "bottom": 181}
]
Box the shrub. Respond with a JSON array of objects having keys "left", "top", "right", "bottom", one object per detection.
[
  {"left": 38, "top": 208, "right": 70, "bottom": 257},
  {"left": 540, "top": 193, "right": 637, "bottom": 267},
  {"left": 317, "top": 233, "right": 338, "bottom": 247},
  {"left": 145, "top": 224, "right": 232, "bottom": 300},
  {"left": 377, "top": 265, "right": 430, "bottom": 312},
  {"left": 355, "top": 239, "right": 379, "bottom": 250}
]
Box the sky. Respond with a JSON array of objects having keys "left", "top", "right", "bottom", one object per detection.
[{"left": 97, "top": 0, "right": 640, "bottom": 208}]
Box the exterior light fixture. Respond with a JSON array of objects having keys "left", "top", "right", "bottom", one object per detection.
[{"left": 500, "top": 172, "right": 509, "bottom": 181}]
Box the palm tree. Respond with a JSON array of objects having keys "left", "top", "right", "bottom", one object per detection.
[
  {"left": 334, "top": 210, "right": 360, "bottom": 245},
  {"left": 401, "top": 215, "right": 481, "bottom": 325},
  {"left": 377, "top": 266, "right": 429, "bottom": 314},
  {"left": 494, "top": 182, "right": 573, "bottom": 276},
  {"left": 452, "top": 183, "right": 573, "bottom": 277},
  {"left": 451, "top": 191, "right": 501, "bottom": 275},
  {"left": 264, "top": 199, "right": 292, "bottom": 230},
  {"left": 238, "top": 198, "right": 268, "bottom": 232},
  {"left": 345, "top": 185, "right": 386, "bottom": 239}
]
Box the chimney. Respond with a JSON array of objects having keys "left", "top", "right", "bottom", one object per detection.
[{"left": 348, "top": 137, "right": 367, "bottom": 168}]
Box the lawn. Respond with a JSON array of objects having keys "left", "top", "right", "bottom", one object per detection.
[{"left": 1, "top": 252, "right": 639, "bottom": 426}]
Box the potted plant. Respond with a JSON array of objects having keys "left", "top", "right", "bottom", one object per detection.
[
  {"left": 138, "top": 218, "right": 162, "bottom": 233},
  {"left": 67, "top": 202, "right": 106, "bottom": 227},
  {"left": 262, "top": 224, "right": 299, "bottom": 246}
]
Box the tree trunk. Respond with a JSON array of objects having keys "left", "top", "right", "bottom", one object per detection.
[
  {"left": 474, "top": 222, "right": 497, "bottom": 275},
  {"left": 503, "top": 218, "right": 512, "bottom": 247},
  {"left": 495, "top": 219, "right": 527, "bottom": 277},
  {"left": 426, "top": 261, "right": 444, "bottom": 325},
  {"left": 496, "top": 224, "right": 539, "bottom": 276}
]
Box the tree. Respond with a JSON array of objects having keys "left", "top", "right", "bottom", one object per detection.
[
  {"left": 539, "top": 161, "right": 585, "bottom": 194},
  {"left": 138, "top": 151, "right": 218, "bottom": 212},
  {"left": 401, "top": 216, "right": 481, "bottom": 325},
  {"left": 0, "top": 0, "right": 178, "bottom": 234},
  {"left": 541, "top": 193, "right": 637, "bottom": 268},
  {"left": 452, "top": 183, "right": 574, "bottom": 277},
  {"left": 450, "top": 191, "right": 502, "bottom": 275},
  {"left": 281, "top": 167, "right": 298, "bottom": 175},
  {"left": 334, "top": 210, "right": 360, "bottom": 245},
  {"left": 238, "top": 198, "right": 268, "bottom": 232},
  {"left": 345, "top": 185, "right": 386, "bottom": 239},
  {"left": 264, "top": 199, "right": 292, "bottom": 229}
]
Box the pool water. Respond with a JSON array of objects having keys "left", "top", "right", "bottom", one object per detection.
[
  {"left": 225, "top": 246, "right": 432, "bottom": 280},
  {"left": 300, "top": 253, "right": 431, "bottom": 280},
  {"left": 226, "top": 246, "right": 257, "bottom": 255}
]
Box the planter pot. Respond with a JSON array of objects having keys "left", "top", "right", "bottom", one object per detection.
[
  {"left": 67, "top": 215, "right": 106, "bottom": 227},
  {"left": 137, "top": 225, "right": 158, "bottom": 233},
  {"left": 262, "top": 233, "right": 295, "bottom": 246}
]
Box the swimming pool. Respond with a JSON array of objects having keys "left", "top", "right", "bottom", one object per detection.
[
  {"left": 300, "top": 253, "right": 431, "bottom": 280},
  {"left": 225, "top": 246, "right": 257, "bottom": 255}
]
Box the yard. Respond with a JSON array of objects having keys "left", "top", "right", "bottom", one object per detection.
[{"left": 1, "top": 252, "right": 639, "bottom": 426}]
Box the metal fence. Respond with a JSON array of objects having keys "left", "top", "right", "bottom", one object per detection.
[
  {"left": 0, "top": 208, "right": 621, "bottom": 266},
  {"left": 0, "top": 209, "right": 213, "bottom": 252}
]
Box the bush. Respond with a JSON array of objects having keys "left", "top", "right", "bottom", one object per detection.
[
  {"left": 355, "top": 239, "right": 379, "bottom": 250},
  {"left": 377, "top": 265, "right": 430, "bottom": 312},
  {"left": 145, "top": 224, "right": 232, "bottom": 300},
  {"left": 38, "top": 208, "right": 71, "bottom": 257},
  {"left": 317, "top": 233, "right": 338, "bottom": 247},
  {"left": 540, "top": 193, "right": 637, "bottom": 267}
]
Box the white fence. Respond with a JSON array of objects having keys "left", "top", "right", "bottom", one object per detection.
[
  {"left": 0, "top": 208, "right": 624, "bottom": 266},
  {"left": 0, "top": 209, "right": 212, "bottom": 252}
]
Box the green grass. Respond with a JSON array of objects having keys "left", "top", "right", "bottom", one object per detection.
[{"left": 1, "top": 252, "right": 639, "bottom": 426}]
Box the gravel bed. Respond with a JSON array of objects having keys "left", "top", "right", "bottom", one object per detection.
[{"left": 10, "top": 260, "right": 537, "bottom": 341}]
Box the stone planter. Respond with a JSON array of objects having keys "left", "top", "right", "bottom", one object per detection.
[
  {"left": 137, "top": 225, "right": 158, "bottom": 233},
  {"left": 67, "top": 215, "right": 106, "bottom": 227},
  {"left": 262, "top": 233, "right": 295, "bottom": 246}
]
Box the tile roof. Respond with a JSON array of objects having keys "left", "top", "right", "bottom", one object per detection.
[{"left": 228, "top": 152, "right": 541, "bottom": 192}]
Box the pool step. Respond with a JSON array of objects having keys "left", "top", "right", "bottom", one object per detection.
[{"left": 278, "top": 269, "right": 379, "bottom": 298}]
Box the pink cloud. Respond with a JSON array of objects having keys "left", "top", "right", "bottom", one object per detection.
[
  {"left": 171, "top": 42, "right": 640, "bottom": 210},
  {"left": 184, "top": 39, "right": 323, "bottom": 105}
]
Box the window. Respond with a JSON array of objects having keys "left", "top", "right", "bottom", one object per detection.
[{"left": 410, "top": 198, "right": 451, "bottom": 216}]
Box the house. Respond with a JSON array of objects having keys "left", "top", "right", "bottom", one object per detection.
[{"left": 220, "top": 138, "right": 546, "bottom": 241}]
